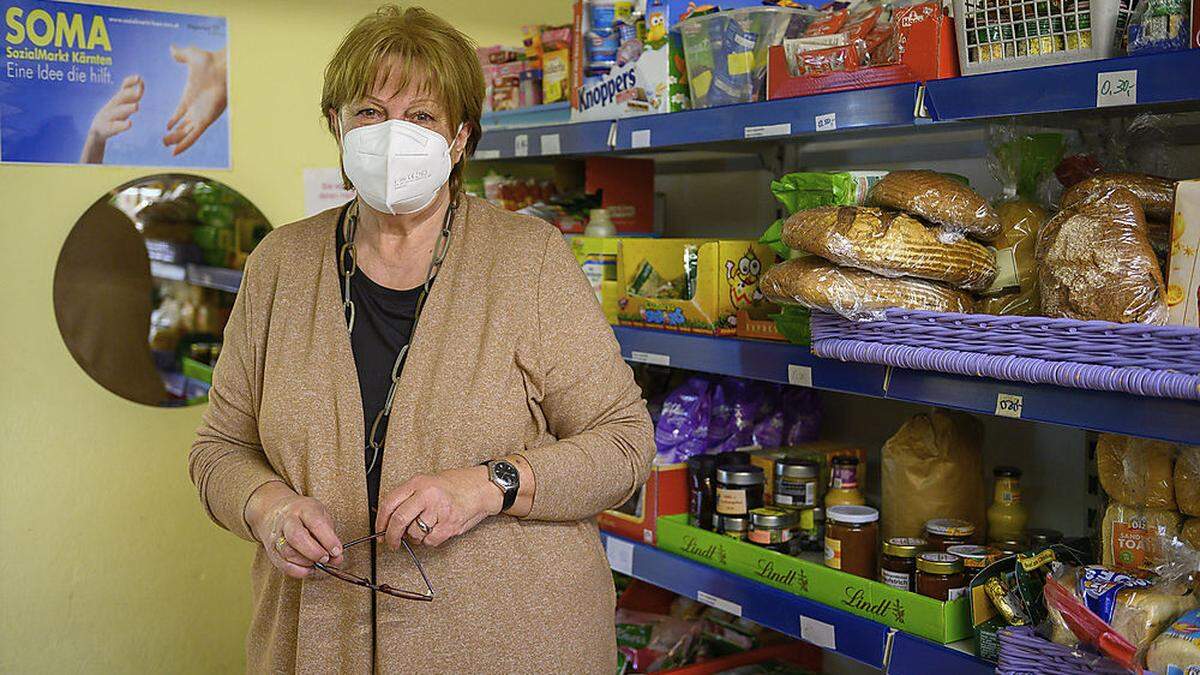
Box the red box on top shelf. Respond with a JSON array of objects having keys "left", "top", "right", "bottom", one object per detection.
[{"left": 766, "top": 1, "right": 958, "bottom": 101}]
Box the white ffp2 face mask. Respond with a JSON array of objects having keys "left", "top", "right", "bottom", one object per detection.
[{"left": 341, "top": 119, "right": 461, "bottom": 215}]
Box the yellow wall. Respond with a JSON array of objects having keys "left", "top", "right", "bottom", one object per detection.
[{"left": 0, "top": 1, "right": 569, "bottom": 672}]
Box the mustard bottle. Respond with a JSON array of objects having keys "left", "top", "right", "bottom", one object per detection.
[
  {"left": 825, "top": 456, "right": 865, "bottom": 508},
  {"left": 987, "top": 466, "right": 1028, "bottom": 543}
]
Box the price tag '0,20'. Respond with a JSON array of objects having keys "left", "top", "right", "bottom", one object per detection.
[
  {"left": 1096, "top": 70, "right": 1138, "bottom": 108},
  {"left": 995, "top": 393, "right": 1024, "bottom": 419}
]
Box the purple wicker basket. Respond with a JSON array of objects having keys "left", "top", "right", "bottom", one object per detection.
[
  {"left": 996, "top": 626, "right": 1126, "bottom": 674},
  {"left": 810, "top": 310, "right": 1200, "bottom": 401}
]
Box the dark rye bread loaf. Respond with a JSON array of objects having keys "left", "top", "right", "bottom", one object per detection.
[
  {"left": 1036, "top": 187, "right": 1168, "bottom": 325},
  {"left": 782, "top": 206, "right": 997, "bottom": 291},
  {"left": 1062, "top": 173, "right": 1177, "bottom": 223}
]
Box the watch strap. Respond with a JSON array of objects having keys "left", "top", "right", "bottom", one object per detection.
[{"left": 482, "top": 460, "right": 519, "bottom": 511}]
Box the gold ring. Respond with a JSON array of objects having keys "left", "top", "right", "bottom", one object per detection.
[
  {"left": 275, "top": 535, "right": 288, "bottom": 551},
  {"left": 416, "top": 517, "right": 432, "bottom": 535}
]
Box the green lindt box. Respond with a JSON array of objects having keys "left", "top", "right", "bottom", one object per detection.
[{"left": 656, "top": 514, "right": 972, "bottom": 644}]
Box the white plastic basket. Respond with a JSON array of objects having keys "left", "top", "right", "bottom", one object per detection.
[{"left": 952, "top": 0, "right": 1135, "bottom": 75}]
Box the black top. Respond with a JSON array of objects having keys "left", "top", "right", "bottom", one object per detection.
[{"left": 336, "top": 220, "right": 424, "bottom": 516}]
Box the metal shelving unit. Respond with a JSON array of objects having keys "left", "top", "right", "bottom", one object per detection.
[
  {"left": 614, "top": 326, "right": 1200, "bottom": 445},
  {"left": 150, "top": 261, "right": 243, "bottom": 294},
  {"left": 601, "top": 532, "right": 991, "bottom": 674}
]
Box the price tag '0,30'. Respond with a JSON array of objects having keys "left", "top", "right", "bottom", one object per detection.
[
  {"left": 995, "top": 393, "right": 1024, "bottom": 419},
  {"left": 1097, "top": 70, "right": 1138, "bottom": 108}
]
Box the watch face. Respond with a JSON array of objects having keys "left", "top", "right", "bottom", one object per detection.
[{"left": 494, "top": 461, "right": 519, "bottom": 488}]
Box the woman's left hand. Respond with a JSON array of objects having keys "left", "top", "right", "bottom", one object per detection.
[{"left": 376, "top": 466, "right": 504, "bottom": 549}]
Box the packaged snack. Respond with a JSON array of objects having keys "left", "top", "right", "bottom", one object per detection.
[
  {"left": 1036, "top": 187, "right": 1169, "bottom": 325},
  {"left": 1128, "top": 0, "right": 1191, "bottom": 54},
  {"left": 881, "top": 410, "right": 986, "bottom": 542},
  {"left": 542, "top": 25, "right": 573, "bottom": 103},
  {"left": 867, "top": 170, "right": 1002, "bottom": 242},
  {"left": 1097, "top": 433, "right": 1178, "bottom": 510},
  {"left": 805, "top": 8, "right": 847, "bottom": 36},
  {"left": 781, "top": 205, "right": 998, "bottom": 291},
  {"left": 1101, "top": 503, "right": 1182, "bottom": 571},
  {"left": 1146, "top": 608, "right": 1200, "bottom": 673}
]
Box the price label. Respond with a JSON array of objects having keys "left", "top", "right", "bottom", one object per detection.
[
  {"left": 1096, "top": 70, "right": 1138, "bottom": 108},
  {"left": 539, "top": 133, "right": 561, "bottom": 156},
  {"left": 605, "top": 537, "right": 634, "bottom": 576},
  {"left": 697, "top": 591, "right": 742, "bottom": 617},
  {"left": 787, "top": 364, "right": 813, "bottom": 388},
  {"left": 631, "top": 129, "right": 651, "bottom": 149},
  {"left": 473, "top": 149, "right": 500, "bottom": 160},
  {"left": 744, "top": 123, "right": 791, "bottom": 139},
  {"left": 995, "top": 393, "right": 1024, "bottom": 419},
  {"left": 630, "top": 351, "right": 670, "bottom": 366},
  {"left": 514, "top": 134, "right": 529, "bottom": 157},
  {"left": 799, "top": 616, "right": 837, "bottom": 650},
  {"left": 815, "top": 112, "right": 837, "bottom": 132}
]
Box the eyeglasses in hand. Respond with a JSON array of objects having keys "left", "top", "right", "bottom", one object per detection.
[{"left": 312, "top": 531, "right": 434, "bottom": 601}]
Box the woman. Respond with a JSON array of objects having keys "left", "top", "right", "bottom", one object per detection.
[{"left": 188, "top": 6, "right": 655, "bottom": 673}]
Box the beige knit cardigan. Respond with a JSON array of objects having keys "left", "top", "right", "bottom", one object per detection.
[{"left": 189, "top": 196, "right": 655, "bottom": 673}]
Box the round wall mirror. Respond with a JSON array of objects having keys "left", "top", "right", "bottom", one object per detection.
[{"left": 54, "top": 174, "right": 271, "bottom": 407}]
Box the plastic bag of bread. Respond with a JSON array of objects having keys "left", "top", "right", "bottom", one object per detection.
[
  {"left": 1061, "top": 172, "right": 1177, "bottom": 223},
  {"left": 979, "top": 129, "right": 1063, "bottom": 315},
  {"left": 759, "top": 256, "right": 976, "bottom": 321},
  {"left": 1045, "top": 564, "right": 1199, "bottom": 661},
  {"left": 1146, "top": 607, "right": 1200, "bottom": 673},
  {"left": 866, "top": 170, "right": 1001, "bottom": 242},
  {"left": 1097, "top": 433, "right": 1177, "bottom": 510},
  {"left": 1183, "top": 520, "right": 1200, "bottom": 551},
  {"left": 880, "top": 410, "right": 986, "bottom": 541},
  {"left": 1036, "top": 186, "right": 1169, "bottom": 325},
  {"left": 1176, "top": 446, "right": 1200, "bottom": 517},
  {"left": 781, "top": 206, "right": 997, "bottom": 291},
  {"left": 1101, "top": 503, "right": 1181, "bottom": 572}
]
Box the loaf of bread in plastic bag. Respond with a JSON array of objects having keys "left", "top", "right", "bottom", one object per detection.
[
  {"left": 1101, "top": 503, "right": 1181, "bottom": 571},
  {"left": 1147, "top": 608, "right": 1200, "bottom": 674},
  {"left": 979, "top": 199, "right": 1047, "bottom": 315},
  {"left": 1036, "top": 187, "right": 1168, "bottom": 325},
  {"left": 866, "top": 170, "right": 1001, "bottom": 241},
  {"left": 1176, "top": 446, "right": 1200, "bottom": 518},
  {"left": 1097, "top": 433, "right": 1177, "bottom": 510},
  {"left": 781, "top": 206, "right": 997, "bottom": 291},
  {"left": 759, "top": 256, "right": 976, "bottom": 321},
  {"left": 1062, "top": 172, "right": 1177, "bottom": 223}
]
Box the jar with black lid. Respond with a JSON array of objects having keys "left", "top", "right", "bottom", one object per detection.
[
  {"left": 687, "top": 454, "right": 718, "bottom": 530},
  {"left": 715, "top": 513, "right": 749, "bottom": 540},
  {"left": 748, "top": 507, "right": 798, "bottom": 553},
  {"left": 715, "top": 465, "right": 765, "bottom": 516},
  {"left": 880, "top": 537, "right": 926, "bottom": 592},
  {"left": 774, "top": 458, "right": 819, "bottom": 508},
  {"left": 916, "top": 552, "right": 967, "bottom": 601},
  {"left": 716, "top": 450, "right": 751, "bottom": 467},
  {"left": 1026, "top": 528, "right": 1063, "bottom": 548}
]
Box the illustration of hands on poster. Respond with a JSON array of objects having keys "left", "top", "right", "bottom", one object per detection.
[{"left": 2, "top": 1, "right": 229, "bottom": 168}]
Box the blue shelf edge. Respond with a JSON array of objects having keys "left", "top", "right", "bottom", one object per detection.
[
  {"left": 613, "top": 326, "right": 1200, "bottom": 445},
  {"left": 925, "top": 50, "right": 1200, "bottom": 121},
  {"left": 601, "top": 532, "right": 991, "bottom": 674},
  {"left": 474, "top": 119, "right": 613, "bottom": 159},
  {"left": 481, "top": 102, "right": 571, "bottom": 129}
]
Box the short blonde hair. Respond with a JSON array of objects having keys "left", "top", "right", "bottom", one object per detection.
[{"left": 321, "top": 6, "right": 484, "bottom": 195}]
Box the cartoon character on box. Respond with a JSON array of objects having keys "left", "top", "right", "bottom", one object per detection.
[
  {"left": 646, "top": 0, "right": 668, "bottom": 47},
  {"left": 727, "top": 250, "right": 764, "bottom": 309}
]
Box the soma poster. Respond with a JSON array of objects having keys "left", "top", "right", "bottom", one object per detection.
[{"left": 1, "top": 1, "right": 229, "bottom": 168}]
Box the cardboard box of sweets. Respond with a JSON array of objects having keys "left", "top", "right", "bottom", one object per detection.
[{"left": 599, "top": 463, "right": 687, "bottom": 545}]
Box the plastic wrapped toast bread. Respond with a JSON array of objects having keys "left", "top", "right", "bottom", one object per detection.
[
  {"left": 1147, "top": 608, "right": 1200, "bottom": 674},
  {"left": 1062, "top": 173, "right": 1178, "bottom": 223},
  {"left": 759, "top": 256, "right": 976, "bottom": 321},
  {"left": 1097, "top": 433, "right": 1178, "bottom": 510},
  {"left": 979, "top": 200, "right": 1047, "bottom": 315},
  {"left": 1036, "top": 187, "right": 1169, "bottom": 325},
  {"left": 1101, "top": 503, "right": 1181, "bottom": 571},
  {"left": 781, "top": 206, "right": 998, "bottom": 291},
  {"left": 866, "top": 170, "right": 1002, "bottom": 242}
]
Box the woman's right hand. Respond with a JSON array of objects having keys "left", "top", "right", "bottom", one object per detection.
[{"left": 246, "top": 482, "right": 344, "bottom": 579}]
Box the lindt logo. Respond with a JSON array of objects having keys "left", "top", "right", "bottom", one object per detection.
[
  {"left": 754, "top": 559, "right": 808, "bottom": 591},
  {"left": 681, "top": 536, "right": 726, "bottom": 565},
  {"left": 393, "top": 169, "right": 430, "bottom": 187},
  {"left": 842, "top": 587, "right": 905, "bottom": 624}
]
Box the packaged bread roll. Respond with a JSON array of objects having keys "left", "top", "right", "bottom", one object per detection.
[
  {"left": 1182, "top": 519, "right": 1200, "bottom": 551},
  {"left": 979, "top": 199, "right": 1047, "bottom": 315},
  {"left": 1147, "top": 608, "right": 1200, "bottom": 674},
  {"left": 1036, "top": 187, "right": 1168, "bottom": 325},
  {"left": 1097, "top": 433, "right": 1177, "bottom": 510},
  {"left": 866, "top": 170, "right": 1002, "bottom": 242},
  {"left": 1178, "top": 447, "right": 1200, "bottom": 518},
  {"left": 759, "top": 256, "right": 976, "bottom": 321},
  {"left": 1062, "top": 172, "right": 1178, "bottom": 223},
  {"left": 781, "top": 206, "right": 997, "bottom": 291},
  {"left": 1101, "top": 503, "right": 1181, "bottom": 571}
]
